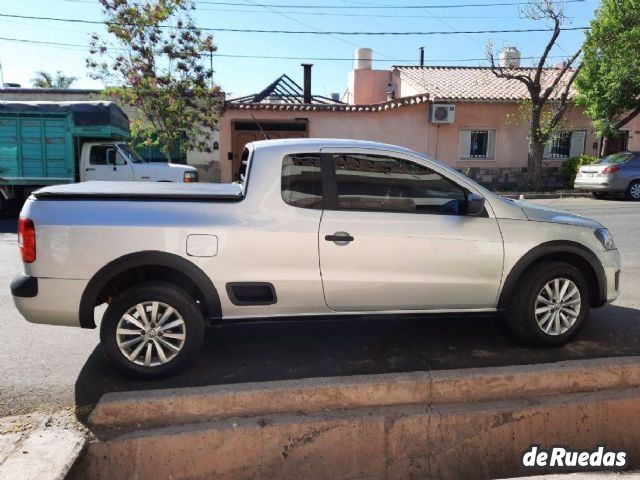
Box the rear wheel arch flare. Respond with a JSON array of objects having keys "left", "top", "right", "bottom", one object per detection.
[
  {"left": 497, "top": 241, "right": 606, "bottom": 310},
  {"left": 79, "top": 251, "right": 221, "bottom": 329}
]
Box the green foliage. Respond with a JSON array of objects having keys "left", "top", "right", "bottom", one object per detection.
[
  {"left": 575, "top": 0, "right": 640, "bottom": 139},
  {"left": 559, "top": 154, "right": 597, "bottom": 188},
  {"left": 31, "top": 71, "right": 77, "bottom": 88},
  {"left": 88, "top": 0, "right": 220, "bottom": 162}
]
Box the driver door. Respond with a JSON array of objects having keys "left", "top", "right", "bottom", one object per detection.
[
  {"left": 318, "top": 150, "right": 504, "bottom": 311},
  {"left": 85, "top": 145, "right": 134, "bottom": 181}
]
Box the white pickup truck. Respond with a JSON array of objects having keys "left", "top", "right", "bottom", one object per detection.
[
  {"left": 11, "top": 139, "right": 621, "bottom": 378},
  {"left": 77, "top": 141, "right": 198, "bottom": 183}
]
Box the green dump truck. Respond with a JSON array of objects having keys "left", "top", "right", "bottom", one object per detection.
[{"left": 0, "top": 101, "right": 198, "bottom": 213}]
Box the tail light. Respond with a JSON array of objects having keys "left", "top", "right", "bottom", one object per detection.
[
  {"left": 18, "top": 218, "right": 36, "bottom": 263},
  {"left": 602, "top": 165, "right": 620, "bottom": 175}
]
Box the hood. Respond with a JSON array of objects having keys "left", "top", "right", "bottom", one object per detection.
[
  {"left": 135, "top": 162, "right": 197, "bottom": 172},
  {"left": 516, "top": 200, "right": 602, "bottom": 229}
]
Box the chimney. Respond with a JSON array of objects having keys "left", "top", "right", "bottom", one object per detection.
[
  {"left": 353, "top": 48, "right": 372, "bottom": 70},
  {"left": 302, "top": 63, "right": 313, "bottom": 104},
  {"left": 419, "top": 47, "right": 425, "bottom": 66}
]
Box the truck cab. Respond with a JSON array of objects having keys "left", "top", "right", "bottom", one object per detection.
[{"left": 81, "top": 142, "right": 198, "bottom": 183}]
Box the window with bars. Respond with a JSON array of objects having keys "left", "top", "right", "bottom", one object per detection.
[
  {"left": 459, "top": 130, "right": 496, "bottom": 159},
  {"left": 544, "top": 130, "right": 586, "bottom": 159}
]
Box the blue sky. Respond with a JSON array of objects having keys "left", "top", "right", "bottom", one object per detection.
[{"left": 0, "top": 0, "right": 598, "bottom": 98}]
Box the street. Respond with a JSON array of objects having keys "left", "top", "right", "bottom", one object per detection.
[{"left": 0, "top": 197, "right": 639, "bottom": 422}]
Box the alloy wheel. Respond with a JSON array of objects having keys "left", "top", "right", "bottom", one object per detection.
[
  {"left": 534, "top": 278, "right": 581, "bottom": 336},
  {"left": 630, "top": 183, "right": 640, "bottom": 200},
  {"left": 115, "top": 301, "right": 186, "bottom": 367}
]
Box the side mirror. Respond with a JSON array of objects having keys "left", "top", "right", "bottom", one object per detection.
[{"left": 466, "top": 194, "right": 485, "bottom": 216}]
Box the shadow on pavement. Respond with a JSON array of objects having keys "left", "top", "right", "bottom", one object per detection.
[
  {"left": 74, "top": 303, "right": 640, "bottom": 424},
  {"left": 0, "top": 216, "right": 17, "bottom": 234}
]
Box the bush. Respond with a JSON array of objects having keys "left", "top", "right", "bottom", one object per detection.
[{"left": 560, "top": 155, "right": 598, "bottom": 188}]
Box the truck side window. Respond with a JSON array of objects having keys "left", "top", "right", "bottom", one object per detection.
[
  {"left": 332, "top": 153, "right": 466, "bottom": 215},
  {"left": 281, "top": 153, "right": 322, "bottom": 209},
  {"left": 90, "top": 146, "right": 109, "bottom": 165}
]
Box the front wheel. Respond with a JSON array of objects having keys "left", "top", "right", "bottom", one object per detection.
[
  {"left": 506, "top": 262, "right": 590, "bottom": 347},
  {"left": 100, "top": 282, "right": 204, "bottom": 378}
]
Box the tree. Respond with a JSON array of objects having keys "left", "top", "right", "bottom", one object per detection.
[
  {"left": 487, "top": 0, "right": 582, "bottom": 190},
  {"left": 88, "top": 0, "right": 220, "bottom": 162},
  {"left": 31, "top": 71, "right": 77, "bottom": 88},
  {"left": 575, "top": 0, "right": 640, "bottom": 157}
]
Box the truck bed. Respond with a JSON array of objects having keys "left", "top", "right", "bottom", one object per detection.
[{"left": 33, "top": 181, "right": 244, "bottom": 201}]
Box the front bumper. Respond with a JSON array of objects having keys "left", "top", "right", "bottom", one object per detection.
[
  {"left": 11, "top": 274, "right": 86, "bottom": 327},
  {"left": 597, "top": 249, "right": 621, "bottom": 304}
]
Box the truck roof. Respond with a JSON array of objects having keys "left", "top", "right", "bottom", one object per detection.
[
  {"left": 0, "top": 100, "right": 129, "bottom": 134},
  {"left": 248, "top": 138, "right": 420, "bottom": 156}
]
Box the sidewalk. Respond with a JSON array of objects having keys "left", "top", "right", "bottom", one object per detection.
[{"left": 0, "top": 411, "right": 86, "bottom": 480}]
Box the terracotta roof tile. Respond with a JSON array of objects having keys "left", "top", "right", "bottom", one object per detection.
[{"left": 395, "top": 66, "right": 576, "bottom": 102}]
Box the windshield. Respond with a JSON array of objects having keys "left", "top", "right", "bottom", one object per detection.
[
  {"left": 598, "top": 152, "right": 633, "bottom": 165},
  {"left": 118, "top": 143, "right": 147, "bottom": 163}
]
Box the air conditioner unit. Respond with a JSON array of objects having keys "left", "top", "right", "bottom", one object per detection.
[{"left": 430, "top": 104, "right": 455, "bottom": 124}]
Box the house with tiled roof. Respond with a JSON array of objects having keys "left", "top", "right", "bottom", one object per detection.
[{"left": 219, "top": 47, "right": 640, "bottom": 188}]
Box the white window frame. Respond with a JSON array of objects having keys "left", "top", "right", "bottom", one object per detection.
[
  {"left": 544, "top": 130, "right": 587, "bottom": 160},
  {"left": 459, "top": 129, "right": 496, "bottom": 160}
]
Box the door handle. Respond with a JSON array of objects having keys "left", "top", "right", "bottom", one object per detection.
[
  {"left": 325, "top": 232, "right": 354, "bottom": 243},
  {"left": 85, "top": 168, "right": 95, "bottom": 171}
]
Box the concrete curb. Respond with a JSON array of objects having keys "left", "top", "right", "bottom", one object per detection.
[
  {"left": 90, "top": 356, "right": 640, "bottom": 430},
  {"left": 76, "top": 386, "right": 640, "bottom": 480}
]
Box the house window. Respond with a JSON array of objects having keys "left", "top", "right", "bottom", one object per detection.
[
  {"left": 544, "top": 130, "right": 586, "bottom": 159},
  {"left": 459, "top": 130, "right": 496, "bottom": 159}
]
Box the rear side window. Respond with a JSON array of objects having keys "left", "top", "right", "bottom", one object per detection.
[
  {"left": 332, "top": 153, "right": 466, "bottom": 215},
  {"left": 281, "top": 153, "right": 322, "bottom": 209}
]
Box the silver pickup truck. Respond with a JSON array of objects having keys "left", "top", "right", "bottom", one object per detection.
[{"left": 11, "top": 139, "right": 621, "bottom": 378}]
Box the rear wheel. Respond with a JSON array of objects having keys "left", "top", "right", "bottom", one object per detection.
[
  {"left": 506, "top": 262, "right": 590, "bottom": 347},
  {"left": 100, "top": 282, "right": 204, "bottom": 378},
  {"left": 626, "top": 180, "right": 640, "bottom": 201}
]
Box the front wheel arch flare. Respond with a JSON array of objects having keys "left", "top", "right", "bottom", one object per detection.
[
  {"left": 497, "top": 241, "right": 606, "bottom": 310},
  {"left": 79, "top": 251, "right": 221, "bottom": 329}
]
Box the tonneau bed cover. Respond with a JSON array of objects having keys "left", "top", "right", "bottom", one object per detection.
[{"left": 33, "top": 181, "right": 244, "bottom": 200}]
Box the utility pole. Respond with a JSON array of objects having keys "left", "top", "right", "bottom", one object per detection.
[{"left": 0, "top": 59, "right": 5, "bottom": 87}]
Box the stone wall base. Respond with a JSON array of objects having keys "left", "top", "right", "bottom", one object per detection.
[{"left": 461, "top": 166, "right": 563, "bottom": 190}]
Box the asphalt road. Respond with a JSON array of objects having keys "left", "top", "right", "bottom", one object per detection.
[{"left": 0, "top": 197, "right": 639, "bottom": 422}]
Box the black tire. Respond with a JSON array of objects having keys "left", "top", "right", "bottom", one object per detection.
[
  {"left": 100, "top": 282, "right": 204, "bottom": 379},
  {"left": 626, "top": 180, "right": 640, "bottom": 201},
  {"left": 505, "top": 261, "right": 590, "bottom": 347}
]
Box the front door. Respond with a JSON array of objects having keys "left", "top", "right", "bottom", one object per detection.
[
  {"left": 84, "top": 145, "right": 134, "bottom": 181},
  {"left": 318, "top": 151, "right": 504, "bottom": 311}
]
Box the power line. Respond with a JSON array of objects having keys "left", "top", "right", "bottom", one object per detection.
[
  {"left": 0, "top": 34, "right": 580, "bottom": 64},
  {"left": 0, "top": 13, "right": 590, "bottom": 35},
  {"left": 192, "top": 0, "right": 586, "bottom": 8}
]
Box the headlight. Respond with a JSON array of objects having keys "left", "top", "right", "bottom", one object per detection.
[
  {"left": 595, "top": 228, "right": 616, "bottom": 250},
  {"left": 183, "top": 171, "right": 199, "bottom": 183}
]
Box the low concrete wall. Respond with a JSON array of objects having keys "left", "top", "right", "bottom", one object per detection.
[
  {"left": 76, "top": 388, "right": 640, "bottom": 479},
  {"left": 90, "top": 356, "right": 640, "bottom": 430},
  {"left": 76, "top": 357, "right": 640, "bottom": 479}
]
